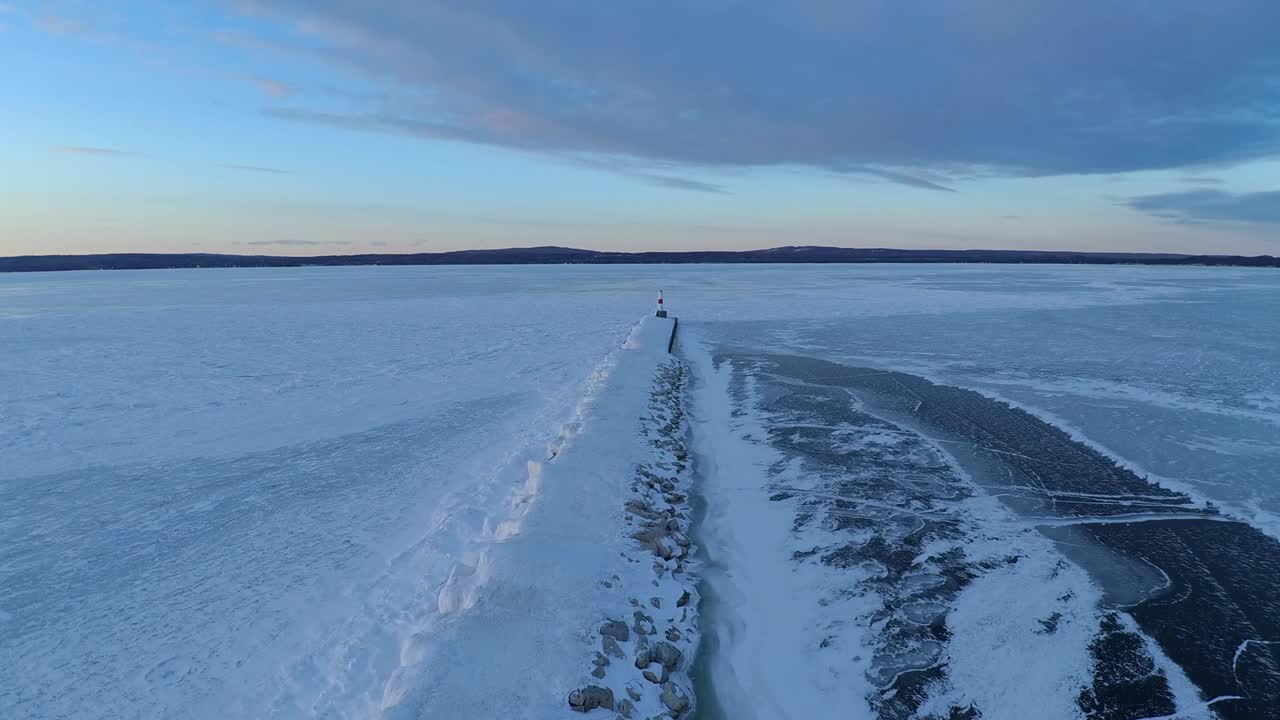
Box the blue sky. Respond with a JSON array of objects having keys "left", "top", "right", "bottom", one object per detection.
[{"left": 2, "top": 0, "right": 1278, "bottom": 256}]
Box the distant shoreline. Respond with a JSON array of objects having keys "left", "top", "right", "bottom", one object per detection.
[{"left": 2, "top": 246, "right": 1277, "bottom": 273}]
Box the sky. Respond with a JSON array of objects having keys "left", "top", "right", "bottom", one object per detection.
[{"left": 2, "top": 0, "right": 1279, "bottom": 256}]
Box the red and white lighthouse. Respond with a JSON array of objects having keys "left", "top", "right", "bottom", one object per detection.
[{"left": 655, "top": 290, "right": 667, "bottom": 318}]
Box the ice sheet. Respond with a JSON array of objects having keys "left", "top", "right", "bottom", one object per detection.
[
  {"left": 4, "top": 262, "right": 1277, "bottom": 719},
  {"left": 0, "top": 267, "right": 647, "bottom": 719}
]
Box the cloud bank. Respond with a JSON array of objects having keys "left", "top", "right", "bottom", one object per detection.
[
  {"left": 232, "top": 0, "right": 1280, "bottom": 184},
  {"left": 1127, "top": 190, "right": 1280, "bottom": 225}
]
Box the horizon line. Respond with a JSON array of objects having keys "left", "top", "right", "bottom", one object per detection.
[{"left": 5, "top": 244, "right": 1277, "bottom": 261}]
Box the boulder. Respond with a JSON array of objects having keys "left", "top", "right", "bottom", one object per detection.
[
  {"left": 634, "top": 616, "right": 657, "bottom": 636},
  {"left": 660, "top": 682, "right": 689, "bottom": 714},
  {"left": 568, "top": 686, "right": 615, "bottom": 713},
  {"left": 600, "top": 620, "right": 631, "bottom": 643},
  {"left": 652, "top": 641, "right": 682, "bottom": 671},
  {"left": 602, "top": 635, "right": 625, "bottom": 659},
  {"left": 625, "top": 499, "right": 662, "bottom": 520},
  {"left": 642, "top": 667, "right": 667, "bottom": 684},
  {"left": 651, "top": 537, "right": 676, "bottom": 561}
]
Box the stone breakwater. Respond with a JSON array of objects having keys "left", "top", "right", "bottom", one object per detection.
[{"left": 567, "top": 358, "right": 700, "bottom": 718}]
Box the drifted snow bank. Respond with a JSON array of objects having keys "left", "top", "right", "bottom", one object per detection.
[{"left": 387, "top": 316, "right": 698, "bottom": 719}]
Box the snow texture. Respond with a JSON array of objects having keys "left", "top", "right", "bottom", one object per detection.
[
  {"left": 361, "top": 315, "right": 699, "bottom": 719},
  {"left": 0, "top": 268, "right": 652, "bottom": 719},
  {"left": 3, "top": 263, "right": 1279, "bottom": 720}
]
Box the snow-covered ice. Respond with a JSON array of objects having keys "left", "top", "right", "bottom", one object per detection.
[
  {"left": 0, "top": 267, "right": 655, "bottom": 719},
  {"left": 3, "top": 262, "right": 1279, "bottom": 719}
]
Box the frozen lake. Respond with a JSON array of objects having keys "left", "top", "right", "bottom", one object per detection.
[
  {"left": 2, "top": 263, "right": 1278, "bottom": 719},
  {"left": 0, "top": 267, "right": 649, "bottom": 718},
  {"left": 616, "top": 263, "right": 1278, "bottom": 528}
]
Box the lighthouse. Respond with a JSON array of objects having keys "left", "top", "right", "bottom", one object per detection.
[{"left": 655, "top": 290, "right": 668, "bottom": 318}]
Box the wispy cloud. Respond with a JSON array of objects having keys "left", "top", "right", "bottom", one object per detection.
[
  {"left": 834, "top": 165, "right": 957, "bottom": 192},
  {"left": 245, "top": 239, "right": 352, "bottom": 247},
  {"left": 220, "top": 163, "right": 290, "bottom": 174},
  {"left": 49, "top": 146, "right": 289, "bottom": 176},
  {"left": 244, "top": 76, "right": 292, "bottom": 98},
  {"left": 564, "top": 153, "right": 731, "bottom": 194},
  {"left": 1125, "top": 190, "right": 1280, "bottom": 226},
  {"left": 210, "top": 29, "right": 292, "bottom": 55},
  {"left": 264, "top": 107, "right": 732, "bottom": 193},
  {"left": 49, "top": 145, "right": 130, "bottom": 156},
  {"left": 639, "top": 174, "right": 727, "bottom": 194},
  {"left": 36, "top": 15, "right": 91, "bottom": 36},
  {"left": 33, "top": 13, "right": 118, "bottom": 44}
]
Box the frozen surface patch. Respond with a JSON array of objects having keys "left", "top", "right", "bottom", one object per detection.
[
  {"left": 923, "top": 518, "right": 1098, "bottom": 720},
  {"left": 689, "top": 344, "right": 1101, "bottom": 719}
]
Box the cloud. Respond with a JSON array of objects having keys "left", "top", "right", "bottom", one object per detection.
[
  {"left": 48, "top": 147, "right": 289, "bottom": 175},
  {"left": 262, "top": 107, "right": 728, "bottom": 191},
  {"left": 639, "top": 174, "right": 728, "bottom": 194},
  {"left": 245, "top": 239, "right": 353, "bottom": 246},
  {"left": 244, "top": 76, "right": 293, "bottom": 98},
  {"left": 220, "top": 163, "right": 290, "bottom": 174},
  {"left": 49, "top": 145, "right": 130, "bottom": 156},
  {"left": 36, "top": 15, "right": 93, "bottom": 37},
  {"left": 834, "top": 165, "right": 956, "bottom": 192},
  {"left": 226, "top": 0, "right": 1280, "bottom": 185},
  {"left": 1125, "top": 190, "right": 1280, "bottom": 225},
  {"left": 561, "top": 153, "right": 729, "bottom": 193}
]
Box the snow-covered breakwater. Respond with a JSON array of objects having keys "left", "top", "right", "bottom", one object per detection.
[
  {"left": 567, "top": 357, "right": 699, "bottom": 718},
  {"left": 387, "top": 315, "right": 699, "bottom": 719}
]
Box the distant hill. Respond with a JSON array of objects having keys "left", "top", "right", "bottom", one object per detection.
[{"left": 2, "top": 246, "right": 1277, "bottom": 272}]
